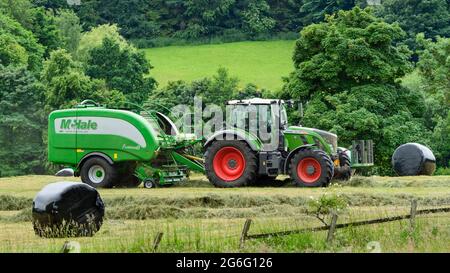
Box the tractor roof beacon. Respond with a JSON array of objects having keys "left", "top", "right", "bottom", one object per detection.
[{"left": 204, "top": 98, "right": 374, "bottom": 188}]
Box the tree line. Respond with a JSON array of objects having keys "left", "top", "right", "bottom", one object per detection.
[{"left": 26, "top": 0, "right": 450, "bottom": 48}]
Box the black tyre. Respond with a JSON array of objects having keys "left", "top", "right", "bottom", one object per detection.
[
  {"left": 334, "top": 149, "right": 352, "bottom": 181},
  {"left": 289, "top": 149, "right": 334, "bottom": 187},
  {"left": 80, "top": 157, "right": 118, "bottom": 188},
  {"left": 144, "top": 178, "right": 157, "bottom": 189},
  {"left": 205, "top": 141, "right": 257, "bottom": 188}
]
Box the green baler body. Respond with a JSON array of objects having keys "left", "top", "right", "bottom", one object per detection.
[{"left": 48, "top": 107, "right": 160, "bottom": 167}]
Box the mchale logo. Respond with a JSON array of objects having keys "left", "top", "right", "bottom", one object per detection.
[{"left": 60, "top": 119, "right": 98, "bottom": 130}]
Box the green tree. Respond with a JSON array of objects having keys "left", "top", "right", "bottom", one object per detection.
[
  {"left": 197, "top": 68, "right": 239, "bottom": 105},
  {"left": 299, "top": 0, "right": 366, "bottom": 26},
  {"left": 30, "top": 7, "right": 62, "bottom": 57},
  {"left": 146, "top": 68, "right": 241, "bottom": 112},
  {"left": 0, "top": 12, "right": 44, "bottom": 72},
  {"left": 416, "top": 34, "right": 450, "bottom": 167},
  {"left": 430, "top": 110, "right": 450, "bottom": 167},
  {"left": 76, "top": 24, "right": 128, "bottom": 62},
  {"left": 54, "top": 9, "right": 82, "bottom": 54},
  {"left": 1, "top": 1, "right": 62, "bottom": 57},
  {"left": 283, "top": 8, "right": 424, "bottom": 174},
  {"left": 242, "top": 0, "right": 276, "bottom": 35},
  {"left": 234, "top": 83, "right": 264, "bottom": 100},
  {"left": 146, "top": 80, "right": 197, "bottom": 112},
  {"left": 378, "top": 0, "right": 450, "bottom": 51},
  {"left": 0, "top": 65, "right": 46, "bottom": 177},
  {"left": 42, "top": 49, "right": 126, "bottom": 111},
  {"left": 0, "top": 0, "right": 35, "bottom": 29},
  {"left": 267, "top": 0, "right": 304, "bottom": 33},
  {"left": 0, "top": 34, "right": 28, "bottom": 67},
  {"left": 302, "top": 84, "right": 429, "bottom": 174},
  {"left": 417, "top": 34, "right": 450, "bottom": 117},
  {"left": 284, "top": 7, "right": 412, "bottom": 100},
  {"left": 85, "top": 37, "right": 156, "bottom": 105}
]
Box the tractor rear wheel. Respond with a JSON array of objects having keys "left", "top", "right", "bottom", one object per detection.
[
  {"left": 334, "top": 149, "right": 352, "bottom": 181},
  {"left": 205, "top": 141, "right": 257, "bottom": 188},
  {"left": 290, "top": 149, "right": 334, "bottom": 187},
  {"left": 80, "top": 157, "right": 118, "bottom": 188}
]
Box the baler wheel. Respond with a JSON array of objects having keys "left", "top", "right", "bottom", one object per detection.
[
  {"left": 80, "top": 157, "right": 118, "bottom": 188},
  {"left": 144, "top": 178, "right": 157, "bottom": 189}
]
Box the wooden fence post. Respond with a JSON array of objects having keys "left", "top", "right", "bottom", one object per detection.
[
  {"left": 326, "top": 213, "right": 338, "bottom": 244},
  {"left": 152, "top": 232, "right": 164, "bottom": 253},
  {"left": 240, "top": 219, "right": 252, "bottom": 249}
]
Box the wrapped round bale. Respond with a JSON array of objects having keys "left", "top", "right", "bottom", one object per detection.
[
  {"left": 392, "top": 143, "right": 436, "bottom": 176},
  {"left": 32, "top": 182, "right": 104, "bottom": 238}
]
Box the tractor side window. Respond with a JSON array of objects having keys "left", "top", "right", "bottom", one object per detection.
[{"left": 280, "top": 105, "right": 288, "bottom": 129}]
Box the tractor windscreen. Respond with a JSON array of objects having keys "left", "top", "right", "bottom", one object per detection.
[{"left": 228, "top": 104, "right": 273, "bottom": 134}]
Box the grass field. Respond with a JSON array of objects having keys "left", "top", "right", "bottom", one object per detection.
[
  {"left": 143, "top": 40, "right": 295, "bottom": 91},
  {"left": 0, "top": 174, "right": 449, "bottom": 253}
]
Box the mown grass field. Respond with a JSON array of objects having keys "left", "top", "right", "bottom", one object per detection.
[
  {"left": 143, "top": 40, "right": 295, "bottom": 91},
  {"left": 0, "top": 174, "right": 449, "bottom": 253}
]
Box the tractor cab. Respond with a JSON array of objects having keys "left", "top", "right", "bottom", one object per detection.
[{"left": 226, "top": 98, "right": 288, "bottom": 150}]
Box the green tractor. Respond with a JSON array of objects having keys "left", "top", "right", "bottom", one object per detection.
[{"left": 204, "top": 98, "right": 373, "bottom": 187}]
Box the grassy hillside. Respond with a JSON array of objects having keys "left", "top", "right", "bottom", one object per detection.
[
  {"left": 143, "top": 40, "right": 295, "bottom": 91},
  {"left": 0, "top": 175, "right": 449, "bottom": 252}
]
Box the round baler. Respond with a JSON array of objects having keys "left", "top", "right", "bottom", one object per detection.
[{"left": 48, "top": 101, "right": 204, "bottom": 188}]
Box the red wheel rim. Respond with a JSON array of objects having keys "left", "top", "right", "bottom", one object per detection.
[
  {"left": 297, "top": 158, "right": 322, "bottom": 183},
  {"left": 213, "top": 147, "right": 246, "bottom": 181}
]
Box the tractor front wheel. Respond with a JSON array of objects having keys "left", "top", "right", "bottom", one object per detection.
[
  {"left": 290, "top": 149, "right": 334, "bottom": 187},
  {"left": 205, "top": 141, "right": 257, "bottom": 188},
  {"left": 80, "top": 157, "right": 118, "bottom": 188}
]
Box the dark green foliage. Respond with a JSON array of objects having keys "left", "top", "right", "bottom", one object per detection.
[
  {"left": 299, "top": 0, "right": 365, "bottom": 26},
  {"left": 234, "top": 83, "right": 264, "bottom": 100},
  {"left": 54, "top": 9, "right": 82, "bottom": 54},
  {"left": 416, "top": 35, "right": 450, "bottom": 167},
  {"left": 29, "top": 7, "right": 61, "bottom": 57},
  {"left": 85, "top": 37, "right": 156, "bottom": 105},
  {"left": 0, "top": 33, "right": 28, "bottom": 67},
  {"left": 146, "top": 68, "right": 243, "bottom": 113},
  {"left": 0, "top": 0, "right": 35, "bottom": 29},
  {"left": 285, "top": 7, "right": 412, "bottom": 100},
  {"left": 284, "top": 8, "right": 427, "bottom": 174},
  {"left": 0, "top": 65, "right": 45, "bottom": 176},
  {"left": 42, "top": 49, "right": 126, "bottom": 112},
  {"left": 1, "top": 1, "right": 62, "bottom": 57},
  {"left": 301, "top": 84, "right": 429, "bottom": 174},
  {"left": 0, "top": 12, "right": 44, "bottom": 72},
  {"left": 28, "top": 0, "right": 349, "bottom": 44},
  {"left": 377, "top": 0, "right": 450, "bottom": 51}
]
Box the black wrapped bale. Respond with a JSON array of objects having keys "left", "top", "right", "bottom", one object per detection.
[
  {"left": 392, "top": 143, "right": 436, "bottom": 176},
  {"left": 32, "top": 182, "right": 104, "bottom": 238}
]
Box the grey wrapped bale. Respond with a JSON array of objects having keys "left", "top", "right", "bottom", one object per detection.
[{"left": 392, "top": 143, "right": 436, "bottom": 176}]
